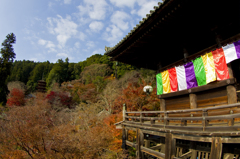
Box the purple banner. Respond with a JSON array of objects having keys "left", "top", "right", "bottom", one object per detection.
[
  {"left": 184, "top": 62, "right": 198, "bottom": 89},
  {"left": 233, "top": 40, "right": 240, "bottom": 58}
]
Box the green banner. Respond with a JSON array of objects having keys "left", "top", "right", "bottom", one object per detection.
[
  {"left": 193, "top": 57, "right": 206, "bottom": 86},
  {"left": 156, "top": 73, "right": 163, "bottom": 95}
]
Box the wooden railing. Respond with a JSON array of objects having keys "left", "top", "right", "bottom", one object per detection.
[{"left": 123, "top": 103, "right": 240, "bottom": 132}]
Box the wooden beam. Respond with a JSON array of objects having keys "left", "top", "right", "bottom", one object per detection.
[
  {"left": 209, "top": 137, "right": 222, "bottom": 159},
  {"left": 150, "top": 144, "right": 162, "bottom": 150},
  {"left": 126, "top": 140, "right": 136, "bottom": 148},
  {"left": 221, "top": 137, "right": 240, "bottom": 143},
  {"left": 141, "top": 130, "right": 166, "bottom": 137},
  {"left": 141, "top": 146, "right": 165, "bottom": 159},
  {"left": 172, "top": 134, "right": 212, "bottom": 142}
]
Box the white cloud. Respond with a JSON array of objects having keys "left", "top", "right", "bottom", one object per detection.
[
  {"left": 86, "top": 41, "right": 95, "bottom": 49},
  {"left": 109, "top": 0, "right": 137, "bottom": 8},
  {"left": 74, "top": 42, "right": 80, "bottom": 48},
  {"left": 77, "top": 32, "right": 86, "bottom": 41},
  {"left": 89, "top": 21, "right": 104, "bottom": 32},
  {"left": 136, "top": 0, "right": 158, "bottom": 17},
  {"left": 77, "top": 0, "right": 108, "bottom": 20},
  {"left": 57, "top": 53, "right": 68, "bottom": 58},
  {"left": 47, "top": 15, "right": 78, "bottom": 48},
  {"left": 48, "top": 2, "right": 54, "bottom": 8},
  {"left": 38, "top": 39, "right": 56, "bottom": 52},
  {"left": 103, "top": 25, "right": 123, "bottom": 45},
  {"left": 64, "top": 0, "right": 71, "bottom": 4},
  {"left": 111, "top": 11, "right": 130, "bottom": 31},
  {"left": 38, "top": 39, "right": 47, "bottom": 45}
]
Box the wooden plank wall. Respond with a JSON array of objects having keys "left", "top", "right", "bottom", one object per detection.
[
  {"left": 196, "top": 87, "right": 228, "bottom": 108},
  {"left": 165, "top": 86, "right": 228, "bottom": 111},
  {"left": 165, "top": 94, "right": 190, "bottom": 111}
]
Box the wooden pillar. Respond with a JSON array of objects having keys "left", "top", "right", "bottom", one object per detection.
[
  {"left": 227, "top": 63, "right": 234, "bottom": 78},
  {"left": 189, "top": 141, "right": 197, "bottom": 159},
  {"left": 189, "top": 94, "right": 197, "bottom": 109},
  {"left": 160, "top": 137, "right": 165, "bottom": 153},
  {"left": 122, "top": 126, "right": 127, "bottom": 150},
  {"left": 144, "top": 139, "right": 150, "bottom": 158},
  {"left": 209, "top": 137, "right": 222, "bottom": 159},
  {"left": 123, "top": 104, "right": 126, "bottom": 121},
  {"left": 165, "top": 133, "right": 176, "bottom": 159},
  {"left": 160, "top": 99, "right": 166, "bottom": 111},
  {"left": 136, "top": 129, "right": 144, "bottom": 159},
  {"left": 227, "top": 85, "right": 237, "bottom": 104}
]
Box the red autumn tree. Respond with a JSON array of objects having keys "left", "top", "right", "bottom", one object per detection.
[
  {"left": 7, "top": 88, "right": 25, "bottom": 106},
  {"left": 113, "top": 80, "right": 159, "bottom": 113},
  {"left": 46, "top": 91, "right": 73, "bottom": 109}
]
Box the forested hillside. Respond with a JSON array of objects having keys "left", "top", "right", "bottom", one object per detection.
[
  {"left": 7, "top": 54, "right": 137, "bottom": 92},
  {"left": 0, "top": 33, "right": 158, "bottom": 158}
]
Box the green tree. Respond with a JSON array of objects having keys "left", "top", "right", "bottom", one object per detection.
[
  {"left": 46, "top": 58, "right": 69, "bottom": 88},
  {"left": 0, "top": 33, "right": 16, "bottom": 105},
  {"left": 27, "top": 61, "right": 53, "bottom": 91}
]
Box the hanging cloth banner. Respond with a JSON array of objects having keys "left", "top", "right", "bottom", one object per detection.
[
  {"left": 184, "top": 62, "right": 198, "bottom": 89},
  {"left": 233, "top": 40, "right": 240, "bottom": 58},
  {"left": 193, "top": 57, "right": 206, "bottom": 86},
  {"left": 176, "top": 66, "right": 187, "bottom": 91},
  {"left": 161, "top": 70, "right": 171, "bottom": 94},
  {"left": 222, "top": 43, "right": 238, "bottom": 63},
  {"left": 156, "top": 73, "right": 163, "bottom": 95},
  {"left": 201, "top": 52, "right": 216, "bottom": 84},
  {"left": 212, "top": 48, "right": 230, "bottom": 80},
  {"left": 168, "top": 67, "right": 178, "bottom": 92}
]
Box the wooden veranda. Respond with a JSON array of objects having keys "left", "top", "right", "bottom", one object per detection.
[{"left": 106, "top": 0, "right": 240, "bottom": 158}]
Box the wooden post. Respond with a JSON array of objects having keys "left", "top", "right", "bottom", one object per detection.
[
  {"left": 189, "top": 94, "right": 197, "bottom": 109},
  {"left": 209, "top": 137, "right": 222, "bottom": 159},
  {"left": 136, "top": 129, "right": 144, "bottom": 159},
  {"left": 228, "top": 110, "right": 234, "bottom": 126},
  {"left": 202, "top": 110, "right": 208, "bottom": 131},
  {"left": 164, "top": 112, "right": 169, "bottom": 126},
  {"left": 122, "top": 125, "right": 127, "bottom": 150},
  {"left": 126, "top": 129, "right": 128, "bottom": 141},
  {"left": 123, "top": 104, "right": 126, "bottom": 121},
  {"left": 189, "top": 141, "right": 197, "bottom": 159},
  {"left": 165, "top": 133, "right": 176, "bottom": 159},
  {"left": 145, "top": 139, "right": 150, "bottom": 158},
  {"left": 160, "top": 99, "right": 166, "bottom": 111},
  {"left": 140, "top": 113, "right": 144, "bottom": 123},
  {"left": 160, "top": 137, "right": 165, "bottom": 153},
  {"left": 227, "top": 85, "right": 237, "bottom": 104},
  {"left": 227, "top": 63, "right": 234, "bottom": 78}
]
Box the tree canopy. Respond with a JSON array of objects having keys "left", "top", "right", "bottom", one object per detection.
[{"left": 0, "top": 33, "right": 16, "bottom": 105}]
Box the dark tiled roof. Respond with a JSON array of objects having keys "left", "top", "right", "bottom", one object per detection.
[{"left": 105, "top": 0, "right": 167, "bottom": 55}]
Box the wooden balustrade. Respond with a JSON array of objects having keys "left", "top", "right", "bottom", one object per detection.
[{"left": 123, "top": 103, "right": 240, "bottom": 132}]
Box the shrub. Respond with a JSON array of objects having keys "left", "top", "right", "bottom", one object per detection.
[
  {"left": 6, "top": 88, "right": 25, "bottom": 106},
  {"left": 46, "top": 91, "right": 74, "bottom": 110}
]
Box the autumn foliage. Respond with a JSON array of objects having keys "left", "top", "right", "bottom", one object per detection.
[
  {"left": 46, "top": 91, "right": 74, "bottom": 109},
  {"left": 6, "top": 88, "right": 25, "bottom": 106},
  {"left": 113, "top": 80, "right": 159, "bottom": 113},
  {"left": 1, "top": 70, "right": 157, "bottom": 158}
]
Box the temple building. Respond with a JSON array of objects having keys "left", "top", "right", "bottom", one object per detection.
[{"left": 106, "top": 0, "right": 240, "bottom": 158}]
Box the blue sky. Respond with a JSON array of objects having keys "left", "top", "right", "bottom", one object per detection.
[{"left": 0, "top": 0, "right": 160, "bottom": 63}]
